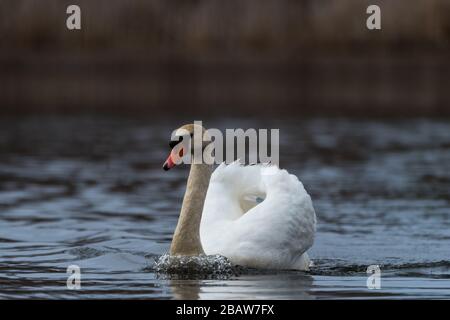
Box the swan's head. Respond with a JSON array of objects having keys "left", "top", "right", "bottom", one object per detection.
[{"left": 163, "top": 123, "right": 210, "bottom": 171}]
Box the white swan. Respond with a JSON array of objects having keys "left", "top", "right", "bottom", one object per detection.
[{"left": 163, "top": 124, "right": 316, "bottom": 271}]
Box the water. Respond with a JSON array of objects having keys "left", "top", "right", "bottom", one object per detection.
[{"left": 0, "top": 116, "right": 449, "bottom": 299}]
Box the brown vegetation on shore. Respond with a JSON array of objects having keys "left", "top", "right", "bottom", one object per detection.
[
  {"left": 2, "top": 0, "right": 449, "bottom": 54},
  {"left": 1, "top": 0, "right": 449, "bottom": 116}
]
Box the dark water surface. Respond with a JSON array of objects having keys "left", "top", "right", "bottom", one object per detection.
[{"left": 0, "top": 116, "right": 449, "bottom": 299}]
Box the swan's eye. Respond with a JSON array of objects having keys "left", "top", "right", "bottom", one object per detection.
[{"left": 179, "top": 148, "right": 184, "bottom": 157}]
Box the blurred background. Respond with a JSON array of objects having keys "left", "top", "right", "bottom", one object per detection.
[{"left": 1, "top": 0, "right": 450, "bottom": 117}]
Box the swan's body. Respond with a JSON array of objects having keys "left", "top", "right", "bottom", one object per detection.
[
  {"left": 164, "top": 124, "right": 316, "bottom": 271},
  {"left": 200, "top": 162, "right": 316, "bottom": 270}
]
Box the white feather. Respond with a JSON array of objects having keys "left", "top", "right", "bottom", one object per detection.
[{"left": 200, "top": 162, "right": 316, "bottom": 270}]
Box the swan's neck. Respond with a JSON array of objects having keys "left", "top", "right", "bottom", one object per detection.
[{"left": 170, "top": 163, "right": 213, "bottom": 256}]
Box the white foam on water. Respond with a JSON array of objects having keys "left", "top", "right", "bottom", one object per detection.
[{"left": 154, "top": 254, "right": 238, "bottom": 279}]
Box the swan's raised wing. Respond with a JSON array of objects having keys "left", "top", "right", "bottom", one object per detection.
[
  {"left": 230, "top": 165, "right": 316, "bottom": 268},
  {"left": 201, "top": 162, "right": 316, "bottom": 269}
]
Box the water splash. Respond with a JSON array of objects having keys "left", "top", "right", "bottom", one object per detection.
[{"left": 154, "top": 254, "right": 240, "bottom": 279}]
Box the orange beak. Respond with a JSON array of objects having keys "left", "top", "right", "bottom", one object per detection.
[
  {"left": 163, "top": 153, "right": 176, "bottom": 171},
  {"left": 163, "top": 148, "right": 184, "bottom": 171}
]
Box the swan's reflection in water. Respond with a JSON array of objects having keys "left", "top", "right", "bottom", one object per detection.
[
  {"left": 168, "top": 273, "right": 314, "bottom": 300},
  {"left": 169, "top": 279, "right": 201, "bottom": 300}
]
